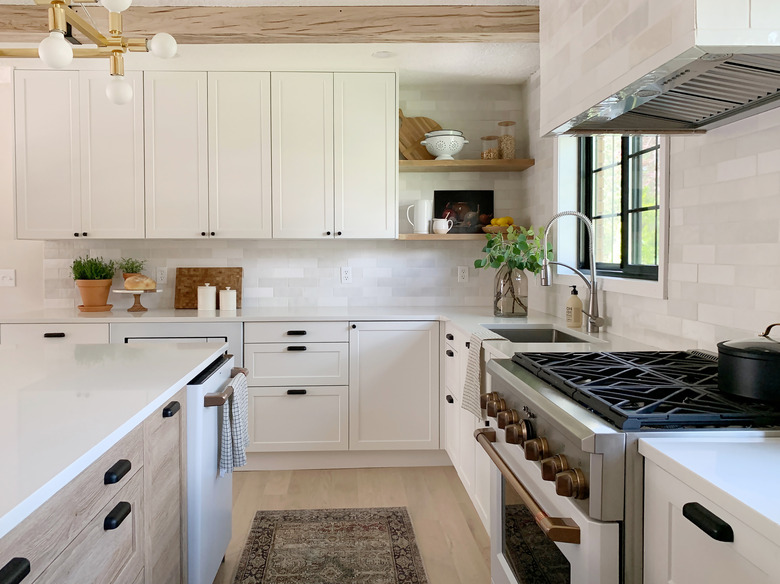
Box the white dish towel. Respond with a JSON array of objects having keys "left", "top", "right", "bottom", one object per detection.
[
  {"left": 219, "top": 371, "right": 249, "bottom": 476},
  {"left": 461, "top": 329, "right": 504, "bottom": 419}
]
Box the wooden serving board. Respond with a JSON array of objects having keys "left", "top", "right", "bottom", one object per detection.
[
  {"left": 174, "top": 267, "right": 243, "bottom": 309},
  {"left": 399, "top": 108, "right": 441, "bottom": 160}
]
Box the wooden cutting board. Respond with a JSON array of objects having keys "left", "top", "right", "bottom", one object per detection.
[
  {"left": 174, "top": 267, "right": 243, "bottom": 309},
  {"left": 399, "top": 108, "right": 441, "bottom": 160}
]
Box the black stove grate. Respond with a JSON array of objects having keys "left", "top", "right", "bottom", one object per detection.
[{"left": 512, "top": 351, "right": 780, "bottom": 430}]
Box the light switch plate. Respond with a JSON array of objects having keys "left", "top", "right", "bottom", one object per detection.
[{"left": 0, "top": 269, "right": 16, "bottom": 287}]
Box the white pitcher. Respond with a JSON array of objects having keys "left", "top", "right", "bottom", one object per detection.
[{"left": 406, "top": 200, "right": 434, "bottom": 234}]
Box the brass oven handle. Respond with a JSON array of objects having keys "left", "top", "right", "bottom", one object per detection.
[
  {"left": 475, "top": 428, "right": 581, "bottom": 545},
  {"left": 204, "top": 367, "right": 246, "bottom": 407}
]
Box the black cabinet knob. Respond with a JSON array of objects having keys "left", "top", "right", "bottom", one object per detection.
[
  {"left": 336, "top": 231, "right": 342, "bottom": 236},
  {"left": 82, "top": 232, "right": 87, "bottom": 237},
  {"left": 162, "top": 401, "right": 180, "bottom": 418},
  {"left": 210, "top": 231, "right": 215, "bottom": 236},
  {"left": 351, "top": 324, "right": 357, "bottom": 329},
  {"left": 74, "top": 232, "right": 79, "bottom": 237},
  {"left": 446, "top": 395, "right": 454, "bottom": 404},
  {"left": 104, "top": 502, "right": 131, "bottom": 530},
  {"left": 446, "top": 349, "right": 454, "bottom": 357},
  {"left": 326, "top": 231, "right": 332, "bottom": 236},
  {"left": 465, "top": 341, "right": 470, "bottom": 349},
  {"left": 201, "top": 232, "right": 206, "bottom": 236},
  {"left": 0, "top": 558, "right": 30, "bottom": 584},
  {"left": 104, "top": 459, "right": 132, "bottom": 485},
  {"left": 446, "top": 333, "right": 454, "bottom": 341}
]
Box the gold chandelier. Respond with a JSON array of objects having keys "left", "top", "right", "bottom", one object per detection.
[{"left": 0, "top": 0, "right": 177, "bottom": 104}]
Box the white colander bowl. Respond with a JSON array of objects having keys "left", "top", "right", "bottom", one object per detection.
[{"left": 420, "top": 135, "right": 468, "bottom": 160}]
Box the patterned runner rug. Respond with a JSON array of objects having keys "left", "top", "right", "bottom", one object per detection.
[{"left": 233, "top": 507, "right": 429, "bottom": 584}]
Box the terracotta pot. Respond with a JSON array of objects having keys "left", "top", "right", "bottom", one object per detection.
[
  {"left": 122, "top": 272, "right": 141, "bottom": 280},
  {"left": 76, "top": 279, "right": 112, "bottom": 308}
]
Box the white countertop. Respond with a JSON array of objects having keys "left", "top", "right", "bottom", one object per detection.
[
  {"left": 0, "top": 341, "right": 227, "bottom": 539},
  {"left": 639, "top": 437, "right": 780, "bottom": 544}
]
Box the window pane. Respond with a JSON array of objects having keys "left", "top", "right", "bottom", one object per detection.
[
  {"left": 594, "top": 216, "right": 621, "bottom": 264},
  {"left": 593, "top": 166, "right": 621, "bottom": 216},
  {"left": 593, "top": 135, "right": 621, "bottom": 170},
  {"left": 629, "top": 149, "right": 658, "bottom": 209},
  {"left": 629, "top": 210, "right": 658, "bottom": 266},
  {"left": 640, "top": 135, "right": 659, "bottom": 151}
]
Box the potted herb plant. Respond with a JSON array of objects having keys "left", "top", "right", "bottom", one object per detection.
[
  {"left": 117, "top": 257, "right": 147, "bottom": 280},
  {"left": 71, "top": 255, "right": 116, "bottom": 312},
  {"left": 474, "top": 225, "right": 553, "bottom": 317}
]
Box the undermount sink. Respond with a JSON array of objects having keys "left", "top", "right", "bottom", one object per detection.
[{"left": 480, "top": 325, "right": 600, "bottom": 344}]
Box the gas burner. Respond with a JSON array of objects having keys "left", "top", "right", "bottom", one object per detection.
[{"left": 512, "top": 351, "right": 780, "bottom": 430}]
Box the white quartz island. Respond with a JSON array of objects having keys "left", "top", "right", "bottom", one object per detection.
[{"left": 0, "top": 341, "right": 227, "bottom": 539}]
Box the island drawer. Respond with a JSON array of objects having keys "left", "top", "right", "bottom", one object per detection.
[
  {"left": 34, "top": 469, "right": 145, "bottom": 584},
  {"left": 0, "top": 323, "right": 109, "bottom": 345},
  {"left": 244, "top": 343, "right": 349, "bottom": 386},
  {"left": 244, "top": 321, "right": 349, "bottom": 343},
  {"left": 0, "top": 425, "right": 143, "bottom": 583}
]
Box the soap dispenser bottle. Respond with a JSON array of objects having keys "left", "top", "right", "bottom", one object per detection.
[{"left": 566, "top": 285, "right": 583, "bottom": 329}]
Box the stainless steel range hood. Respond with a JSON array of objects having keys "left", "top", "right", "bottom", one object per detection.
[{"left": 550, "top": 49, "right": 780, "bottom": 135}]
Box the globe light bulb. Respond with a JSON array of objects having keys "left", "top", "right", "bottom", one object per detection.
[
  {"left": 148, "top": 33, "right": 177, "bottom": 59},
  {"left": 38, "top": 31, "right": 73, "bottom": 69},
  {"left": 106, "top": 76, "right": 133, "bottom": 105},
  {"left": 100, "top": 0, "right": 132, "bottom": 13}
]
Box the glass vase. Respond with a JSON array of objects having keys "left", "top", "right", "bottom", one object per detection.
[{"left": 493, "top": 265, "right": 528, "bottom": 317}]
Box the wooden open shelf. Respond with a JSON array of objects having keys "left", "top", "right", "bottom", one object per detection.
[
  {"left": 398, "top": 233, "right": 486, "bottom": 241},
  {"left": 399, "top": 158, "right": 535, "bottom": 173}
]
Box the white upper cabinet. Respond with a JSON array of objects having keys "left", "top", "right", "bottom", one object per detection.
[
  {"left": 272, "top": 71, "right": 396, "bottom": 239},
  {"left": 334, "top": 73, "right": 396, "bottom": 239},
  {"left": 208, "top": 72, "right": 272, "bottom": 239},
  {"left": 144, "top": 71, "right": 209, "bottom": 238},
  {"left": 14, "top": 70, "right": 143, "bottom": 239},
  {"left": 272, "top": 72, "right": 334, "bottom": 239}
]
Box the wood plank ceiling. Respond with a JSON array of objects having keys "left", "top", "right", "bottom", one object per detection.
[{"left": 0, "top": 4, "right": 539, "bottom": 44}]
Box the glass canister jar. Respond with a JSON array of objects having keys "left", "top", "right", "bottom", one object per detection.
[
  {"left": 498, "top": 121, "right": 516, "bottom": 159},
  {"left": 481, "top": 135, "right": 499, "bottom": 159}
]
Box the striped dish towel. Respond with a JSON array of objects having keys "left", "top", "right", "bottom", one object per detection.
[
  {"left": 461, "top": 329, "right": 504, "bottom": 419},
  {"left": 219, "top": 371, "right": 249, "bottom": 476}
]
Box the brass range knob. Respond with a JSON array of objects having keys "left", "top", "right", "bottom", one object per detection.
[
  {"left": 505, "top": 419, "right": 534, "bottom": 445},
  {"left": 524, "top": 437, "right": 550, "bottom": 461},
  {"left": 555, "top": 468, "right": 589, "bottom": 500},
  {"left": 541, "top": 454, "right": 570, "bottom": 481},
  {"left": 486, "top": 398, "right": 507, "bottom": 418},
  {"left": 480, "top": 392, "right": 498, "bottom": 409},
  {"left": 497, "top": 409, "right": 520, "bottom": 429}
]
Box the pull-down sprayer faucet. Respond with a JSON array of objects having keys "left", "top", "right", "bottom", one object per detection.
[{"left": 541, "top": 211, "right": 605, "bottom": 333}]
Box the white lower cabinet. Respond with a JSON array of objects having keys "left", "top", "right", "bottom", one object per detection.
[
  {"left": 248, "top": 386, "right": 349, "bottom": 452},
  {"left": 644, "top": 460, "right": 778, "bottom": 584},
  {"left": 243, "top": 342, "right": 349, "bottom": 387},
  {"left": 349, "top": 321, "right": 439, "bottom": 450}
]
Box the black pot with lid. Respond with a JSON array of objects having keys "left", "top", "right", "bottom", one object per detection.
[{"left": 717, "top": 323, "right": 780, "bottom": 403}]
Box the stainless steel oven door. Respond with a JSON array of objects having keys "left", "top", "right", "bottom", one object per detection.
[{"left": 477, "top": 430, "right": 620, "bottom": 584}]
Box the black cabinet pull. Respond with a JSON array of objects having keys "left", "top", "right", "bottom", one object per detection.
[
  {"left": 286, "top": 330, "right": 307, "bottom": 336},
  {"left": 465, "top": 341, "right": 470, "bottom": 349},
  {"left": 43, "top": 332, "right": 65, "bottom": 338},
  {"left": 446, "top": 350, "right": 454, "bottom": 357},
  {"left": 682, "top": 502, "right": 734, "bottom": 542},
  {"left": 104, "top": 459, "right": 131, "bottom": 485},
  {"left": 0, "top": 558, "right": 30, "bottom": 584},
  {"left": 103, "top": 502, "right": 131, "bottom": 531},
  {"left": 446, "top": 395, "right": 454, "bottom": 403},
  {"left": 162, "top": 401, "right": 180, "bottom": 418},
  {"left": 286, "top": 389, "right": 307, "bottom": 395},
  {"left": 287, "top": 346, "right": 307, "bottom": 351},
  {"left": 446, "top": 333, "right": 454, "bottom": 341}
]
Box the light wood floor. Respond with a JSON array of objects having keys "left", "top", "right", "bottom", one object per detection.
[{"left": 212, "top": 466, "right": 491, "bottom": 584}]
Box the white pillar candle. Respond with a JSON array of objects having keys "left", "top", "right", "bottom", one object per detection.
[
  {"left": 219, "top": 287, "right": 237, "bottom": 312},
  {"left": 197, "top": 283, "right": 217, "bottom": 311}
]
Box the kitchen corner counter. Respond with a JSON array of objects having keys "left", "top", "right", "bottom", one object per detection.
[
  {"left": 0, "top": 341, "right": 227, "bottom": 539},
  {"left": 639, "top": 437, "right": 780, "bottom": 545}
]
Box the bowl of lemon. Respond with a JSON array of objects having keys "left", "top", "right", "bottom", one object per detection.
[{"left": 482, "top": 216, "right": 514, "bottom": 234}]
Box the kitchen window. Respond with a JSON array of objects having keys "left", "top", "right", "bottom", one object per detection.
[{"left": 578, "top": 135, "right": 661, "bottom": 281}]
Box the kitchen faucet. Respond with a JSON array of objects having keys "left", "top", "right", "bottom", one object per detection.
[{"left": 541, "top": 211, "right": 605, "bottom": 333}]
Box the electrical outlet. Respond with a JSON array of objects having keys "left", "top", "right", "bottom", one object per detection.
[
  {"left": 457, "top": 266, "right": 469, "bottom": 283},
  {"left": 0, "top": 269, "right": 16, "bottom": 287},
  {"left": 156, "top": 267, "right": 168, "bottom": 285},
  {"left": 340, "top": 267, "right": 352, "bottom": 284}
]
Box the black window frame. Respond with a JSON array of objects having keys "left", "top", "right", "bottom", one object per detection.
[{"left": 578, "top": 135, "right": 660, "bottom": 281}]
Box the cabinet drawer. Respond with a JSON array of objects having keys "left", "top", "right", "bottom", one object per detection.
[
  {"left": 35, "top": 469, "right": 145, "bottom": 584},
  {"left": 244, "top": 343, "right": 348, "bottom": 386},
  {"left": 0, "top": 425, "right": 143, "bottom": 582},
  {"left": 244, "top": 321, "right": 348, "bottom": 343},
  {"left": 1, "top": 323, "right": 109, "bottom": 344},
  {"left": 247, "top": 386, "right": 348, "bottom": 452}
]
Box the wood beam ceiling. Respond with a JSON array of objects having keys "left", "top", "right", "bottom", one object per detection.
[{"left": 0, "top": 4, "right": 539, "bottom": 44}]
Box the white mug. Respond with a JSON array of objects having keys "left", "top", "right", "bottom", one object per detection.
[
  {"left": 406, "top": 200, "right": 434, "bottom": 234},
  {"left": 432, "top": 218, "right": 454, "bottom": 234}
]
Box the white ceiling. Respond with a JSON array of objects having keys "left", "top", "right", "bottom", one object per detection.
[{"left": 0, "top": 0, "right": 540, "bottom": 85}]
